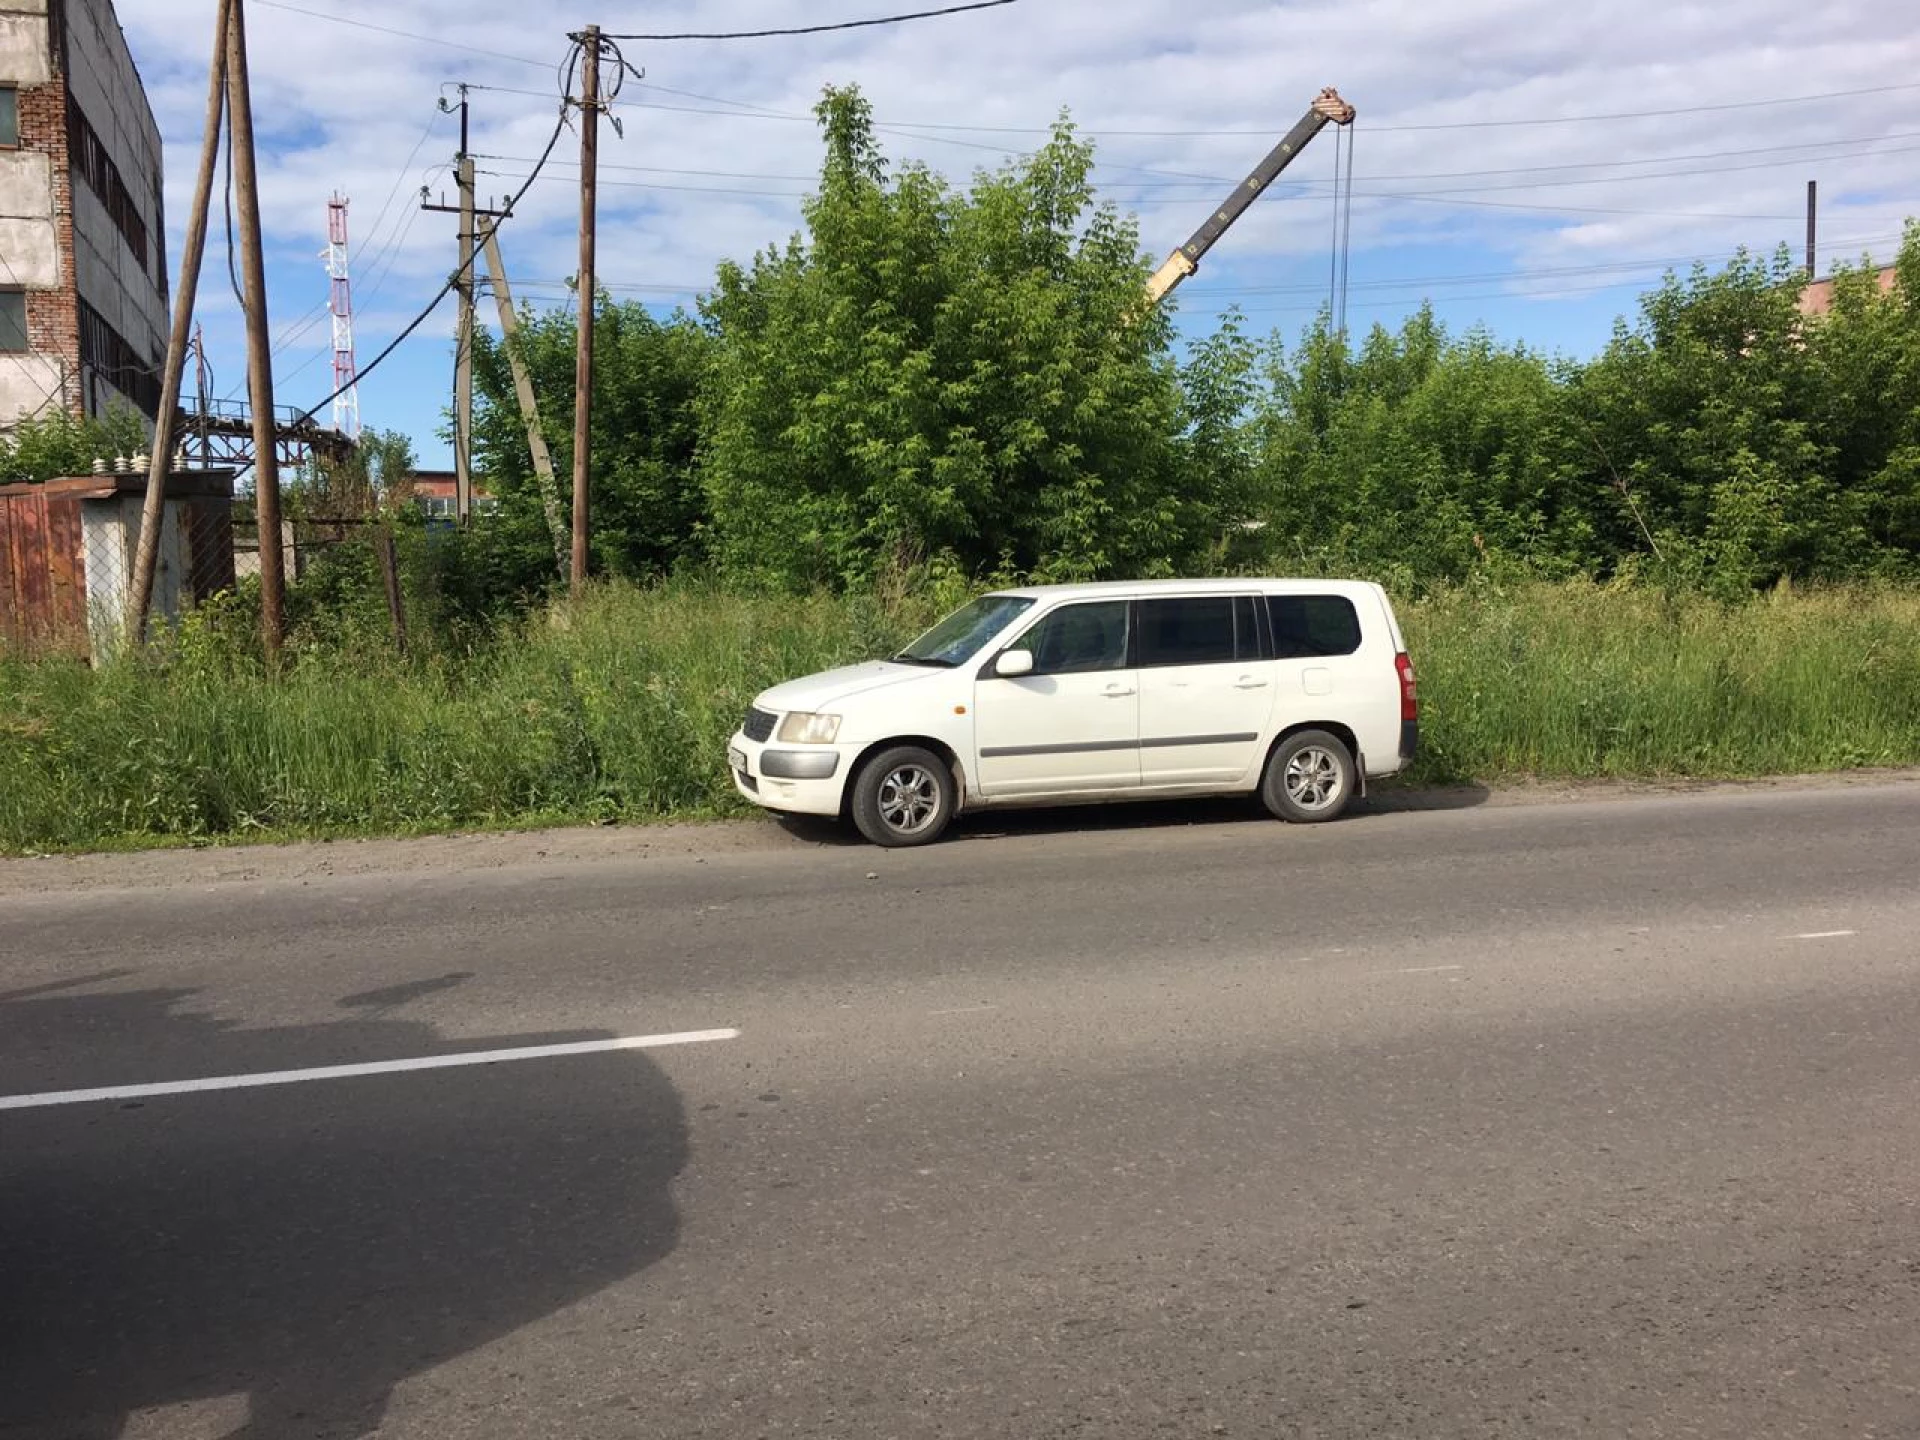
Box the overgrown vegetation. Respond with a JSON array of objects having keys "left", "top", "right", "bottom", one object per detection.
[
  {"left": 0, "top": 405, "right": 150, "bottom": 483},
  {"left": 5, "top": 87, "right": 1920, "bottom": 854},
  {"left": 5, "top": 578, "right": 1917, "bottom": 853},
  {"left": 463, "top": 88, "right": 1920, "bottom": 597}
]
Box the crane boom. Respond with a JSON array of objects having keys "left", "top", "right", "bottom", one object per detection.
[{"left": 1144, "top": 87, "right": 1356, "bottom": 306}]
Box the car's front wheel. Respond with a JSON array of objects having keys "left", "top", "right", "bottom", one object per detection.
[
  {"left": 1261, "top": 729, "right": 1356, "bottom": 823},
  {"left": 850, "top": 745, "right": 956, "bottom": 847}
]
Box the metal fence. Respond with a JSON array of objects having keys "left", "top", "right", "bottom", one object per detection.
[
  {"left": 2, "top": 469, "right": 434, "bottom": 662},
  {"left": 0, "top": 470, "right": 235, "bottom": 661}
]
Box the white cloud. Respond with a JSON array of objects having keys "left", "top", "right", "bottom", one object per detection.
[{"left": 111, "top": 0, "right": 1920, "bottom": 439}]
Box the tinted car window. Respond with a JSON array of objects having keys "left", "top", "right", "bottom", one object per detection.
[
  {"left": 1267, "top": 595, "right": 1363, "bottom": 658},
  {"left": 1137, "top": 597, "right": 1237, "bottom": 668},
  {"left": 1233, "top": 594, "right": 1263, "bottom": 661},
  {"left": 1017, "top": 601, "right": 1129, "bottom": 674}
]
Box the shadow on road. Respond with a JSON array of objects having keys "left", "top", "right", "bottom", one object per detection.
[
  {"left": 0, "top": 978, "right": 689, "bottom": 1439},
  {"left": 1357, "top": 779, "right": 1494, "bottom": 814},
  {"left": 774, "top": 780, "right": 1493, "bottom": 847}
]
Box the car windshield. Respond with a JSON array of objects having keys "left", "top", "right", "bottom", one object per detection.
[{"left": 892, "top": 595, "right": 1036, "bottom": 667}]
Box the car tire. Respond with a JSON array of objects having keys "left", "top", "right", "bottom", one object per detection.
[
  {"left": 1261, "top": 729, "right": 1356, "bottom": 823},
  {"left": 850, "top": 745, "right": 956, "bottom": 847}
]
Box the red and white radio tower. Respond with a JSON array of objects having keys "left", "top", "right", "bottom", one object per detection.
[{"left": 324, "top": 193, "right": 361, "bottom": 439}]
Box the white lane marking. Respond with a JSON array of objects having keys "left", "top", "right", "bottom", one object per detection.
[
  {"left": 1791, "top": 930, "right": 1858, "bottom": 940},
  {"left": 929, "top": 1004, "right": 997, "bottom": 1016},
  {"left": 1390, "top": 965, "right": 1465, "bottom": 975},
  {"left": 0, "top": 1029, "right": 740, "bottom": 1112}
]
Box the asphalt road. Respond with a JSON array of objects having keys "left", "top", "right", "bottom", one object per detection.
[{"left": 4, "top": 783, "right": 1920, "bottom": 1439}]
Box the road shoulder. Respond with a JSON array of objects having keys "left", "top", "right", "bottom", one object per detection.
[{"left": 3, "top": 767, "right": 1917, "bottom": 899}]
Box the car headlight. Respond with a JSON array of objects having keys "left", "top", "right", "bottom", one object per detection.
[{"left": 777, "top": 711, "right": 842, "bottom": 744}]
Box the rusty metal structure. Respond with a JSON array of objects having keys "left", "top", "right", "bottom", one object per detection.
[{"left": 173, "top": 396, "right": 356, "bottom": 472}]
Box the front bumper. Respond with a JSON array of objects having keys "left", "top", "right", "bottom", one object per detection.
[{"left": 728, "top": 730, "right": 848, "bottom": 817}]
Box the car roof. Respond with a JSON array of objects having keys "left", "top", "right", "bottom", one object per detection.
[{"left": 987, "top": 577, "right": 1383, "bottom": 602}]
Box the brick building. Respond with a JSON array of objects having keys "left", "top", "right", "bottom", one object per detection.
[
  {"left": 410, "top": 469, "right": 498, "bottom": 519},
  {"left": 0, "top": 0, "right": 166, "bottom": 431},
  {"left": 1796, "top": 264, "right": 1899, "bottom": 319}
]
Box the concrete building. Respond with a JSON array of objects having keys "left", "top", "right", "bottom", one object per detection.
[{"left": 0, "top": 0, "right": 166, "bottom": 430}]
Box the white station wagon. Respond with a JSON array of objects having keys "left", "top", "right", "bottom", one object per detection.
[{"left": 728, "top": 578, "right": 1418, "bottom": 847}]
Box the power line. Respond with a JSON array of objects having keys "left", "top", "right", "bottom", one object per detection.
[
  {"left": 1347, "top": 130, "right": 1920, "bottom": 185},
  {"left": 251, "top": 0, "right": 548, "bottom": 67},
  {"left": 475, "top": 164, "right": 1816, "bottom": 221},
  {"left": 355, "top": 109, "right": 448, "bottom": 268},
  {"left": 869, "top": 80, "right": 1920, "bottom": 137},
  {"left": 1194, "top": 232, "right": 1905, "bottom": 298},
  {"left": 604, "top": 0, "right": 1019, "bottom": 42},
  {"left": 479, "top": 231, "right": 1907, "bottom": 315},
  {"left": 292, "top": 51, "right": 577, "bottom": 426},
  {"left": 253, "top": 118, "right": 447, "bottom": 380},
  {"left": 556, "top": 79, "right": 1920, "bottom": 144},
  {"left": 481, "top": 132, "right": 1920, "bottom": 196}
]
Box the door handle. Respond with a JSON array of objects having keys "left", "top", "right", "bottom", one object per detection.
[
  {"left": 1103, "top": 686, "right": 1136, "bottom": 697},
  {"left": 1234, "top": 678, "right": 1270, "bottom": 690}
]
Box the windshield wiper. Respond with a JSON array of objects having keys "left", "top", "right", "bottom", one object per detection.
[{"left": 889, "top": 652, "right": 955, "bottom": 667}]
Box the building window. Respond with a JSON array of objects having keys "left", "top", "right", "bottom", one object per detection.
[
  {"left": 77, "top": 298, "right": 160, "bottom": 414},
  {"left": 65, "top": 96, "right": 149, "bottom": 270},
  {"left": 1, "top": 290, "right": 26, "bottom": 352},
  {"left": 0, "top": 87, "right": 18, "bottom": 148}
]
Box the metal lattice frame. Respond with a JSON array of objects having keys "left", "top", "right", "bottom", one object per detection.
[{"left": 325, "top": 193, "right": 361, "bottom": 441}]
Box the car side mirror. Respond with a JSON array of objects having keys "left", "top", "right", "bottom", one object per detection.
[{"left": 994, "top": 649, "right": 1035, "bottom": 678}]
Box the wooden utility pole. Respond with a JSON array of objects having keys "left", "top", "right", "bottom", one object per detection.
[
  {"left": 128, "top": 0, "right": 232, "bottom": 646},
  {"left": 481, "top": 223, "right": 569, "bottom": 573},
  {"left": 226, "top": 0, "right": 285, "bottom": 655},
  {"left": 569, "top": 26, "right": 600, "bottom": 594},
  {"left": 375, "top": 527, "right": 407, "bottom": 654}
]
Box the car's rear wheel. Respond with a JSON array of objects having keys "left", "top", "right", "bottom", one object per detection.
[
  {"left": 851, "top": 745, "right": 956, "bottom": 847},
  {"left": 1262, "top": 729, "right": 1355, "bottom": 823}
]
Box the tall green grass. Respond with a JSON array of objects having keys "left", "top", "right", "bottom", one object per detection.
[
  {"left": 1402, "top": 581, "right": 1920, "bottom": 783},
  {"left": 4, "top": 579, "right": 1918, "bottom": 852}
]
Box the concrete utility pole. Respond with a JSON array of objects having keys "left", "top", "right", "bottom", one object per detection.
[
  {"left": 422, "top": 87, "right": 511, "bottom": 527},
  {"left": 570, "top": 26, "right": 601, "bottom": 593},
  {"left": 128, "top": 0, "right": 232, "bottom": 646},
  {"left": 456, "top": 91, "right": 475, "bottom": 523},
  {"left": 226, "top": 0, "right": 286, "bottom": 656},
  {"left": 481, "top": 223, "right": 569, "bottom": 574}
]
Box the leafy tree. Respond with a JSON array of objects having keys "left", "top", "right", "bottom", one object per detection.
[
  {"left": 698, "top": 86, "right": 1194, "bottom": 589},
  {"left": 285, "top": 427, "right": 417, "bottom": 520},
  {"left": 470, "top": 297, "right": 711, "bottom": 589},
  {"left": 1235, "top": 225, "right": 1920, "bottom": 590},
  {"left": 1243, "top": 309, "right": 1593, "bottom": 583}
]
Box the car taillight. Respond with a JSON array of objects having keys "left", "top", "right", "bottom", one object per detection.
[{"left": 1395, "top": 652, "right": 1418, "bottom": 722}]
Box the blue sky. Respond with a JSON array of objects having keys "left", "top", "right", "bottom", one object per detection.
[{"left": 114, "top": 0, "right": 1920, "bottom": 470}]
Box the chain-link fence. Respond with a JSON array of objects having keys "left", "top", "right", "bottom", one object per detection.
[
  {"left": 4, "top": 468, "right": 501, "bottom": 663},
  {"left": 0, "top": 468, "right": 235, "bottom": 662}
]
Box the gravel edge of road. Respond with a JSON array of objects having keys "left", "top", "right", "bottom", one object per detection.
[{"left": 4, "top": 767, "right": 1919, "bottom": 898}]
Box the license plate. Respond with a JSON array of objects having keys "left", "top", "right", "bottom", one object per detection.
[{"left": 728, "top": 746, "right": 748, "bottom": 776}]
